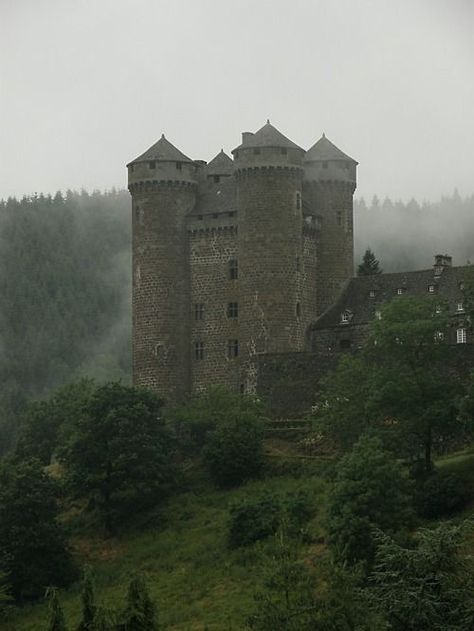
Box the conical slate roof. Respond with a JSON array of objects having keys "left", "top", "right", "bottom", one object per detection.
[
  {"left": 233, "top": 121, "right": 303, "bottom": 151},
  {"left": 207, "top": 149, "right": 234, "bottom": 175},
  {"left": 128, "top": 134, "right": 193, "bottom": 165},
  {"left": 305, "top": 134, "right": 357, "bottom": 163}
]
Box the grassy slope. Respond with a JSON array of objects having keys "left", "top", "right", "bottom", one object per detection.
[{"left": 3, "top": 461, "right": 328, "bottom": 631}]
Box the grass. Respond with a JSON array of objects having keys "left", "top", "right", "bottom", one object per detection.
[{"left": 2, "top": 459, "right": 328, "bottom": 631}]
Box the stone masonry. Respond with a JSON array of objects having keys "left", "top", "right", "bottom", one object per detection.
[{"left": 127, "top": 122, "right": 358, "bottom": 405}]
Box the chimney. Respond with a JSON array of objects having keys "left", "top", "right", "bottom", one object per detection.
[
  {"left": 241, "top": 132, "right": 254, "bottom": 145},
  {"left": 434, "top": 253, "right": 452, "bottom": 277}
]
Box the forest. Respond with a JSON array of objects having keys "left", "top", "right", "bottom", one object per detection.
[{"left": 1, "top": 189, "right": 474, "bottom": 629}]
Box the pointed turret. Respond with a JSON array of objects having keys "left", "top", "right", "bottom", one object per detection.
[{"left": 206, "top": 149, "right": 234, "bottom": 178}]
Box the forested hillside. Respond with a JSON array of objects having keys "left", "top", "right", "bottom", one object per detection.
[
  {"left": 0, "top": 189, "right": 473, "bottom": 454},
  {"left": 0, "top": 190, "right": 131, "bottom": 454}
]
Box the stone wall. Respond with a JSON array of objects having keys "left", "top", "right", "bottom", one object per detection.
[{"left": 188, "top": 223, "right": 241, "bottom": 392}]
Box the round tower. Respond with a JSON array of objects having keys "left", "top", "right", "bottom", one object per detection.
[
  {"left": 127, "top": 134, "right": 197, "bottom": 403},
  {"left": 303, "top": 134, "right": 357, "bottom": 314},
  {"left": 233, "top": 122, "right": 305, "bottom": 389}
]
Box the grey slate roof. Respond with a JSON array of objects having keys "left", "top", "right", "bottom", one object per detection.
[
  {"left": 312, "top": 265, "right": 471, "bottom": 330},
  {"left": 305, "top": 134, "right": 357, "bottom": 163},
  {"left": 190, "top": 176, "right": 237, "bottom": 216},
  {"left": 233, "top": 121, "right": 303, "bottom": 151},
  {"left": 129, "top": 134, "right": 193, "bottom": 164},
  {"left": 206, "top": 150, "right": 234, "bottom": 175}
]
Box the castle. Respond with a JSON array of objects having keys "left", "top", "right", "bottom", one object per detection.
[
  {"left": 127, "top": 122, "right": 471, "bottom": 412},
  {"left": 127, "top": 121, "right": 357, "bottom": 404}
]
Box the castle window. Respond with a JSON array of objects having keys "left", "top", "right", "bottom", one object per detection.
[
  {"left": 227, "top": 339, "right": 239, "bottom": 358},
  {"left": 369, "top": 290, "right": 376, "bottom": 298},
  {"left": 281, "top": 148, "right": 287, "bottom": 155},
  {"left": 434, "top": 331, "right": 445, "bottom": 342},
  {"left": 457, "top": 302, "right": 464, "bottom": 312},
  {"left": 322, "top": 161, "right": 328, "bottom": 169},
  {"left": 194, "top": 303, "right": 204, "bottom": 321},
  {"left": 149, "top": 161, "right": 156, "bottom": 169},
  {"left": 194, "top": 341, "right": 204, "bottom": 360},
  {"left": 296, "top": 256, "right": 300, "bottom": 272},
  {"left": 296, "top": 302, "right": 301, "bottom": 318},
  {"left": 336, "top": 212, "right": 343, "bottom": 226},
  {"left": 296, "top": 193, "right": 301, "bottom": 210},
  {"left": 457, "top": 328, "right": 467, "bottom": 344},
  {"left": 253, "top": 148, "right": 261, "bottom": 155},
  {"left": 229, "top": 258, "right": 238, "bottom": 280},
  {"left": 176, "top": 162, "right": 182, "bottom": 170},
  {"left": 227, "top": 302, "right": 238, "bottom": 318}
]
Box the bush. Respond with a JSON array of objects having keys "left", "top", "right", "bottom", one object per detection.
[
  {"left": 228, "top": 494, "right": 281, "bottom": 548},
  {"left": 228, "top": 490, "right": 315, "bottom": 548},
  {"left": 414, "top": 469, "right": 470, "bottom": 518},
  {"left": 203, "top": 412, "right": 264, "bottom": 488}
]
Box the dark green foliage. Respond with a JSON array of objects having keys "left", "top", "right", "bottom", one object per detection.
[
  {"left": 368, "top": 521, "right": 474, "bottom": 630},
  {"left": 0, "top": 190, "right": 131, "bottom": 456},
  {"left": 228, "top": 490, "right": 315, "bottom": 548},
  {"left": 77, "top": 566, "right": 97, "bottom": 631},
  {"left": 16, "top": 379, "right": 96, "bottom": 465},
  {"left": 327, "top": 435, "right": 412, "bottom": 568},
  {"left": 357, "top": 248, "right": 382, "bottom": 275},
  {"left": 0, "top": 458, "right": 76, "bottom": 601},
  {"left": 46, "top": 587, "right": 68, "bottom": 631},
  {"left": 203, "top": 411, "right": 265, "bottom": 488},
  {"left": 171, "top": 386, "right": 263, "bottom": 454},
  {"left": 228, "top": 494, "right": 281, "bottom": 548},
  {"left": 119, "top": 575, "right": 158, "bottom": 631},
  {"left": 60, "top": 383, "right": 174, "bottom": 532},
  {"left": 413, "top": 468, "right": 470, "bottom": 518}
]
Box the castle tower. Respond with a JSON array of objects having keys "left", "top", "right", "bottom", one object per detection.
[
  {"left": 232, "top": 122, "right": 305, "bottom": 389},
  {"left": 127, "top": 135, "right": 197, "bottom": 403},
  {"left": 303, "top": 134, "right": 357, "bottom": 314}
]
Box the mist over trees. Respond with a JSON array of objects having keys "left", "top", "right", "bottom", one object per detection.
[
  {"left": 355, "top": 191, "right": 474, "bottom": 272},
  {"left": 0, "top": 188, "right": 472, "bottom": 455}
]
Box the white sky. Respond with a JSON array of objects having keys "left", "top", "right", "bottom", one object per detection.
[{"left": 1, "top": 0, "right": 473, "bottom": 201}]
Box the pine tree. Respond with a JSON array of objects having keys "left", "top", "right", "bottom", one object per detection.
[
  {"left": 77, "top": 566, "right": 96, "bottom": 631},
  {"left": 357, "top": 248, "right": 382, "bottom": 275},
  {"left": 120, "top": 575, "right": 158, "bottom": 630},
  {"left": 46, "top": 587, "right": 68, "bottom": 631}
]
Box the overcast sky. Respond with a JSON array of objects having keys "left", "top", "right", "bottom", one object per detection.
[{"left": 1, "top": 0, "right": 473, "bottom": 202}]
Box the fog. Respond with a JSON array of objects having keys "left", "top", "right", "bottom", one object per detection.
[{"left": 1, "top": 0, "right": 473, "bottom": 201}]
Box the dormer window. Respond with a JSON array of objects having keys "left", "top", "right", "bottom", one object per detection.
[
  {"left": 369, "top": 290, "right": 376, "bottom": 298},
  {"left": 457, "top": 302, "right": 464, "bottom": 312},
  {"left": 340, "top": 310, "right": 352, "bottom": 324}
]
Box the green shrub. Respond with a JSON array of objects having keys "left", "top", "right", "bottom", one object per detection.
[
  {"left": 203, "top": 413, "right": 264, "bottom": 488},
  {"left": 414, "top": 469, "right": 470, "bottom": 518}
]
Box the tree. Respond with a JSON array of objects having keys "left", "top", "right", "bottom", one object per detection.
[
  {"left": 370, "top": 296, "right": 464, "bottom": 470},
  {"left": 77, "top": 566, "right": 97, "bottom": 631},
  {"left": 368, "top": 521, "right": 474, "bottom": 630},
  {"left": 203, "top": 409, "right": 265, "bottom": 488},
  {"left": 326, "top": 435, "right": 412, "bottom": 568},
  {"left": 0, "top": 458, "right": 76, "bottom": 601},
  {"left": 60, "top": 383, "right": 174, "bottom": 532},
  {"left": 46, "top": 587, "right": 68, "bottom": 631},
  {"left": 119, "top": 575, "right": 158, "bottom": 631},
  {"left": 357, "top": 249, "right": 382, "bottom": 275}
]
